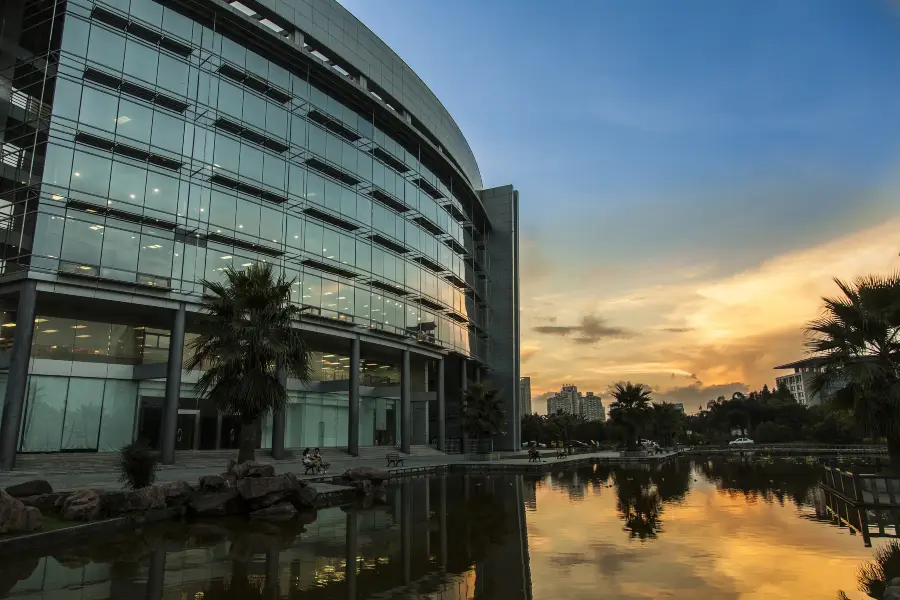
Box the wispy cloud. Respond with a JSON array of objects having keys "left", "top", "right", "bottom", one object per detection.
[{"left": 533, "top": 314, "right": 635, "bottom": 344}]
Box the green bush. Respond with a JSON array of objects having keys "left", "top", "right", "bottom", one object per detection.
[{"left": 119, "top": 441, "right": 160, "bottom": 489}]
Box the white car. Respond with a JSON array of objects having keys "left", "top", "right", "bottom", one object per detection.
[{"left": 729, "top": 437, "right": 754, "bottom": 445}]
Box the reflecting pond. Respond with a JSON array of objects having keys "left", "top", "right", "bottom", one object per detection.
[{"left": 2, "top": 457, "right": 898, "bottom": 599}]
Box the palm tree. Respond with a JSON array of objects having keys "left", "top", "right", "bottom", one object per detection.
[
  {"left": 806, "top": 274, "right": 900, "bottom": 470},
  {"left": 187, "top": 264, "right": 311, "bottom": 463},
  {"left": 650, "top": 402, "right": 683, "bottom": 447},
  {"left": 462, "top": 383, "right": 506, "bottom": 453},
  {"left": 608, "top": 382, "right": 653, "bottom": 450}
]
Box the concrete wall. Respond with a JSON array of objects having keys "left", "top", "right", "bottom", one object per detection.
[{"left": 480, "top": 185, "right": 520, "bottom": 450}]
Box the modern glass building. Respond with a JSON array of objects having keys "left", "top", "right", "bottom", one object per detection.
[{"left": 0, "top": 0, "right": 520, "bottom": 467}]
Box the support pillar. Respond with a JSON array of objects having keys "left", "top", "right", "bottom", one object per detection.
[
  {"left": 146, "top": 547, "right": 166, "bottom": 600},
  {"left": 271, "top": 368, "right": 287, "bottom": 460},
  {"left": 345, "top": 509, "right": 358, "bottom": 600},
  {"left": 475, "top": 365, "right": 482, "bottom": 384},
  {"left": 439, "top": 475, "right": 448, "bottom": 570},
  {"left": 0, "top": 281, "right": 37, "bottom": 471},
  {"left": 348, "top": 337, "right": 360, "bottom": 456},
  {"left": 160, "top": 303, "right": 186, "bottom": 465},
  {"left": 400, "top": 348, "right": 410, "bottom": 454},
  {"left": 436, "top": 358, "right": 446, "bottom": 452},
  {"left": 460, "top": 358, "right": 468, "bottom": 455}
]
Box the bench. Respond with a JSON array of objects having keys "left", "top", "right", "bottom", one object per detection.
[
  {"left": 528, "top": 450, "right": 541, "bottom": 462},
  {"left": 556, "top": 447, "right": 567, "bottom": 459},
  {"left": 386, "top": 453, "right": 404, "bottom": 467},
  {"left": 303, "top": 461, "right": 317, "bottom": 475}
]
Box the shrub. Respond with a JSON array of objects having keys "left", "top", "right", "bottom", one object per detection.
[
  {"left": 119, "top": 441, "right": 160, "bottom": 489},
  {"left": 755, "top": 421, "right": 793, "bottom": 443}
]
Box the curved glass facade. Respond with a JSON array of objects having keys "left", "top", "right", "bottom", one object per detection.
[{"left": 23, "top": 0, "right": 485, "bottom": 359}]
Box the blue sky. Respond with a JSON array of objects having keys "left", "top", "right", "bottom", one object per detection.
[{"left": 338, "top": 0, "right": 900, "bottom": 406}]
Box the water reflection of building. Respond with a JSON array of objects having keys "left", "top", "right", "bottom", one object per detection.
[{"left": 1, "top": 475, "right": 533, "bottom": 600}]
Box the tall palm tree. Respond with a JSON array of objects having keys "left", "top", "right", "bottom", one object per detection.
[
  {"left": 187, "top": 264, "right": 311, "bottom": 463},
  {"left": 608, "top": 382, "right": 653, "bottom": 450},
  {"left": 806, "top": 274, "right": 900, "bottom": 470},
  {"left": 461, "top": 383, "right": 506, "bottom": 453},
  {"left": 650, "top": 402, "right": 683, "bottom": 446}
]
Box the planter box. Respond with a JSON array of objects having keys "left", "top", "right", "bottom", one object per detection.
[{"left": 619, "top": 450, "right": 649, "bottom": 458}]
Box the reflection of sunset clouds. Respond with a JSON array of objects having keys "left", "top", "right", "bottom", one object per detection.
[{"left": 526, "top": 464, "right": 884, "bottom": 600}]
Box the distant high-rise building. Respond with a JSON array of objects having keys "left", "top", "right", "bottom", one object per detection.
[
  {"left": 672, "top": 403, "right": 685, "bottom": 414},
  {"left": 582, "top": 392, "right": 605, "bottom": 421},
  {"left": 546, "top": 385, "right": 604, "bottom": 421},
  {"left": 519, "top": 377, "right": 532, "bottom": 415},
  {"left": 774, "top": 358, "right": 845, "bottom": 407}
]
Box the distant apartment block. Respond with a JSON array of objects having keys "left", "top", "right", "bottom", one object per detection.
[
  {"left": 546, "top": 385, "right": 604, "bottom": 421},
  {"left": 519, "top": 377, "right": 532, "bottom": 416},
  {"left": 774, "top": 358, "right": 845, "bottom": 407}
]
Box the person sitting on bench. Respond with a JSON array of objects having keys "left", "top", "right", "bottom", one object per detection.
[
  {"left": 313, "top": 447, "right": 330, "bottom": 475},
  {"left": 302, "top": 448, "right": 319, "bottom": 474},
  {"left": 528, "top": 442, "right": 541, "bottom": 462},
  {"left": 556, "top": 445, "right": 566, "bottom": 459}
]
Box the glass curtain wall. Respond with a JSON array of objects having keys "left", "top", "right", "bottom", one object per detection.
[{"left": 22, "top": 0, "right": 480, "bottom": 359}]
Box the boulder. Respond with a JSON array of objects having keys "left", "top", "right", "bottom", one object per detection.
[
  {"left": 341, "top": 467, "right": 389, "bottom": 484},
  {"left": 198, "top": 475, "right": 227, "bottom": 491},
  {"left": 884, "top": 585, "right": 900, "bottom": 600},
  {"left": 19, "top": 492, "right": 71, "bottom": 516},
  {"left": 62, "top": 489, "right": 102, "bottom": 521},
  {"left": 159, "top": 481, "right": 193, "bottom": 508},
  {"left": 101, "top": 487, "right": 167, "bottom": 517},
  {"left": 5, "top": 479, "right": 52, "bottom": 498},
  {"left": 236, "top": 476, "right": 294, "bottom": 511},
  {"left": 231, "top": 461, "right": 275, "bottom": 479},
  {"left": 188, "top": 485, "right": 242, "bottom": 517},
  {"left": 292, "top": 483, "right": 318, "bottom": 509},
  {"left": 0, "top": 490, "right": 42, "bottom": 534},
  {"left": 250, "top": 501, "right": 297, "bottom": 520}
]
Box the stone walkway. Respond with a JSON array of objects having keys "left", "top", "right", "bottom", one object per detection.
[{"left": 0, "top": 449, "right": 680, "bottom": 493}]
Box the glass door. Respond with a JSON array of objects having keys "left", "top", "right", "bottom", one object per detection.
[{"left": 175, "top": 410, "right": 199, "bottom": 450}]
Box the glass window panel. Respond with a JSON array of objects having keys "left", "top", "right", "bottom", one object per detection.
[
  {"left": 290, "top": 114, "right": 307, "bottom": 147},
  {"left": 239, "top": 143, "right": 263, "bottom": 182},
  {"left": 338, "top": 283, "right": 354, "bottom": 316},
  {"left": 61, "top": 15, "right": 90, "bottom": 56},
  {"left": 129, "top": 0, "right": 163, "bottom": 27},
  {"left": 208, "top": 190, "right": 236, "bottom": 230},
  {"left": 72, "top": 321, "right": 112, "bottom": 361},
  {"left": 262, "top": 153, "right": 285, "bottom": 191},
  {"left": 162, "top": 7, "right": 193, "bottom": 41},
  {"left": 306, "top": 172, "right": 324, "bottom": 206},
  {"left": 266, "top": 104, "right": 287, "bottom": 139},
  {"left": 308, "top": 123, "right": 326, "bottom": 156},
  {"left": 340, "top": 187, "right": 356, "bottom": 221},
  {"left": 213, "top": 134, "right": 240, "bottom": 173},
  {"left": 98, "top": 380, "right": 138, "bottom": 451},
  {"left": 32, "top": 213, "right": 65, "bottom": 260},
  {"left": 324, "top": 180, "right": 341, "bottom": 213},
  {"left": 286, "top": 214, "right": 303, "bottom": 249},
  {"left": 32, "top": 317, "right": 77, "bottom": 360},
  {"left": 356, "top": 240, "right": 370, "bottom": 272},
  {"left": 123, "top": 39, "right": 159, "bottom": 83},
  {"left": 321, "top": 279, "right": 339, "bottom": 314},
  {"left": 235, "top": 198, "right": 260, "bottom": 237},
  {"left": 52, "top": 78, "right": 83, "bottom": 122},
  {"left": 115, "top": 98, "right": 153, "bottom": 145},
  {"left": 79, "top": 86, "right": 119, "bottom": 133},
  {"left": 325, "top": 131, "right": 342, "bottom": 164},
  {"left": 43, "top": 144, "right": 74, "bottom": 189},
  {"left": 151, "top": 110, "right": 185, "bottom": 154},
  {"left": 322, "top": 228, "right": 339, "bottom": 261},
  {"left": 61, "top": 217, "right": 104, "bottom": 266},
  {"left": 287, "top": 163, "right": 305, "bottom": 200},
  {"left": 109, "top": 160, "right": 147, "bottom": 207},
  {"left": 243, "top": 92, "right": 266, "bottom": 131},
  {"left": 108, "top": 324, "right": 138, "bottom": 362},
  {"left": 304, "top": 221, "right": 323, "bottom": 256},
  {"left": 304, "top": 272, "right": 321, "bottom": 308},
  {"left": 221, "top": 35, "right": 246, "bottom": 67},
  {"left": 138, "top": 232, "right": 174, "bottom": 277},
  {"left": 21, "top": 376, "right": 69, "bottom": 452},
  {"left": 216, "top": 80, "right": 244, "bottom": 120},
  {"left": 101, "top": 224, "right": 140, "bottom": 280},
  {"left": 144, "top": 171, "right": 179, "bottom": 217},
  {"left": 339, "top": 232, "right": 354, "bottom": 266},
  {"left": 157, "top": 54, "right": 189, "bottom": 96},
  {"left": 355, "top": 287, "right": 370, "bottom": 321},
  {"left": 87, "top": 25, "right": 125, "bottom": 71},
  {"left": 259, "top": 205, "right": 282, "bottom": 244}
]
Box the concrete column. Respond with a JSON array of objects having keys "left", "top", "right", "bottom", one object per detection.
[
  {"left": 264, "top": 548, "right": 280, "bottom": 599},
  {"left": 436, "top": 358, "right": 446, "bottom": 452},
  {"left": 460, "top": 358, "right": 468, "bottom": 455},
  {"left": 400, "top": 348, "right": 411, "bottom": 453},
  {"left": 160, "top": 303, "right": 186, "bottom": 465},
  {"left": 0, "top": 281, "right": 37, "bottom": 471},
  {"left": 475, "top": 365, "right": 482, "bottom": 384},
  {"left": 348, "top": 338, "right": 360, "bottom": 456},
  {"left": 345, "top": 509, "right": 358, "bottom": 600},
  {"left": 271, "top": 368, "right": 287, "bottom": 460},
  {"left": 146, "top": 547, "right": 166, "bottom": 600}
]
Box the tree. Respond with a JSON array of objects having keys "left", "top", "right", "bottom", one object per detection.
[
  {"left": 608, "top": 382, "right": 653, "bottom": 450},
  {"left": 187, "top": 264, "right": 311, "bottom": 463},
  {"left": 649, "top": 402, "right": 683, "bottom": 446},
  {"left": 462, "top": 383, "right": 506, "bottom": 452},
  {"left": 806, "top": 274, "right": 900, "bottom": 470}
]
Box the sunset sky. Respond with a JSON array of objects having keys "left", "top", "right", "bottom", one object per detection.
[{"left": 339, "top": 0, "right": 900, "bottom": 412}]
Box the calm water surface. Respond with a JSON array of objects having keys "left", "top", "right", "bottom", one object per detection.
[{"left": 1, "top": 457, "right": 896, "bottom": 599}]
